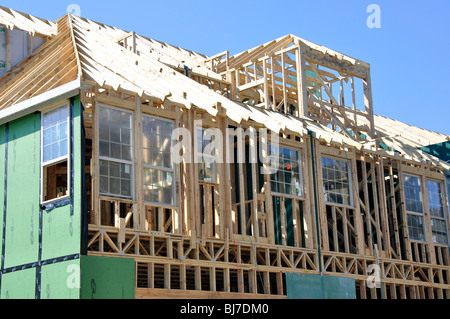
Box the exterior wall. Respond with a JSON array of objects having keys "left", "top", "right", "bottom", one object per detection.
[
  {"left": 84, "top": 90, "right": 450, "bottom": 299},
  {"left": 0, "top": 95, "right": 83, "bottom": 299}
]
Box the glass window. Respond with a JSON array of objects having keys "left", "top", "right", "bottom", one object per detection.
[
  {"left": 427, "top": 180, "right": 448, "bottom": 245},
  {"left": 197, "top": 128, "right": 216, "bottom": 183},
  {"left": 99, "top": 160, "right": 132, "bottom": 198},
  {"left": 403, "top": 174, "right": 426, "bottom": 241},
  {"left": 321, "top": 157, "right": 352, "bottom": 206},
  {"left": 43, "top": 105, "right": 69, "bottom": 163},
  {"left": 269, "top": 145, "right": 303, "bottom": 197},
  {"left": 41, "top": 104, "right": 70, "bottom": 203},
  {"left": 142, "top": 115, "right": 175, "bottom": 206},
  {"left": 98, "top": 105, "right": 133, "bottom": 199}
]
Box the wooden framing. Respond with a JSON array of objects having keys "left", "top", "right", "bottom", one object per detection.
[
  {"left": 84, "top": 87, "right": 450, "bottom": 298},
  {"left": 1, "top": 9, "right": 449, "bottom": 299}
]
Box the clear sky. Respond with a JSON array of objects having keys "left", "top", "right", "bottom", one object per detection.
[{"left": 3, "top": 0, "right": 450, "bottom": 135}]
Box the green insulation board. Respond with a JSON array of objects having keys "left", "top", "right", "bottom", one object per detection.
[
  {"left": 0, "top": 268, "right": 36, "bottom": 299},
  {"left": 3, "top": 113, "right": 41, "bottom": 268},
  {"left": 0, "top": 124, "right": 5, "bottom": 261},
  {"left": 286, "top": 273, "right": 356, "bottom": 299},
  {"left": 421, "top": 141, "right": 450, "bottom": 162},
  {"left": 40, "top": 259, "right": 81, "bottom": 299},
  {"left": 80, "top": 255, "right": 135, "bottom": 299}
]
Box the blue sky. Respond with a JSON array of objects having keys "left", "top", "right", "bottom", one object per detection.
[{"left": 4, "top": 0, "right": 450, "bottom": 135}]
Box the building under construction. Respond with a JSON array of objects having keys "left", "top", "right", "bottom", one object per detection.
[{"left": 0, "top": 6, "right": 449, "bottom": 299}]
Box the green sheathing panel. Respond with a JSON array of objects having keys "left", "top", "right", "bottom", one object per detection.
[
  {"left": 0, "top": 124, "right": 5, "bottom": 261},
  {"left": 286, "top": 273, "right": 356, "bottom": 299},
  {"left": 40, "top": 259, "right": 80, "bottom": 299},
  {"left": 4, "top": 113, "right": 40, "bottom": 268},
  {"left": 80, "top": 255, "right": 135, "bottom": 299},
  {"left": 42, "top": 96, "right": 82, "bottom": 260},
  {"left": 421, "top": 141, "right": 450, "bottom": 162},
  {"left": 1, "top": 268, "right": 36, "bottom": 299}
]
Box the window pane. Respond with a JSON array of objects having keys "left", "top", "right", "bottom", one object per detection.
[
  {"left": 99, "top": 106, "right": 133, "bottom": 162},
  {"left": 431, "top": 218, "right": 448, "bottom": 245},
  {"left": 43, "top": 145, "right": 52, "bottom": 163},
  {"left": 142, "top": 116, "right": 175, "bottom": 205},
  {"left": 403, "top": 174, "right": 423, "bottom": 214},
  {"left": 143, "top": 168, "right": 174, "bottom": 206},
  {"left": 51, "top": 143, "right": 59, "bottom": 160},
  {"left": 198, "top": 156, "right": 215, "bottom": 183},
  {"left": 321, "top": 157, "right": 352, "bottom": 206},
  {"left": 427, "top": 180, "right": 448, "bottom": 245},
  {"left": 99, "top": 140, "right": 110, "bottom": 158},
  {"left": 408, "top": 214, "right": 426, "bottom": 241},
  {"left": 269, "top": 145, "right": 303, "bottom": 197},
  {"left": 99, "top": 160, "right": 132, "bottom": 198},
  {"left": 42, "top": 105, "right": 69, "bottom": 163},
  {"left": 427, "top": 180, "right": 444, "bottom": 218},
  {"left": 60, "top": 139, "right": 68, "bottom": 157},
  {"left": 142, "top": 116, "right": 173, "bottom": 169}
]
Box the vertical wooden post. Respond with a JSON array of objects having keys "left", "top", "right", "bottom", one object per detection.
[
  {"left": 147, "top": 263, "right": 154, "bottom": 288},
  {"left": 219, "top": 115, "right": 230, "bottom": 237},
  {"left": 271, "top": 55, "right": 277, "bottom": 111},
  {"left": 421, "top": 174, "right": 437, "bottom": 265},
  {"left": 295, "top": 45, "right": 308, "bottom": 119},
  {"left": 187, "top": 109, "right": 197, "bottom": 235},
  {"left": 370, "top": 156, "right": 382, "bottom": 250},
  {"left": 5, "top": 28, "right": 10, "bottom": 72},
  {"left": 314, "top": 144, "right": 329, "bottom": 252},
  {"left": 235, "top": 70, "right": 240, "bottom": 101},
  {"left": 398, "top": 163, "right": 412, "bottom": 261},
  {"left": 350, "top": 152, "right": 366, "bottom": 254},
  {"left": 92, "top": 89, "right": 100, "bottom": 225},
  {"left": 281, "top": 53, "right": 288, "bottom": 114},
  {"left": 301, "top": 145, "right": 313, "bottom": 249},
  {"left": 250, "top": 127, "right": 259, "bottom": 240},
  {"left": 388, "top": 160, "right": 401, "bottom": 258},
  {"left": 210, "top": 267, "right": 216, "bottom": 292},
  {"left": 377, "top": 157, "right": 391, "bottom": 257},
  {"left": 262, "top": 133, "right": 275, "bottom": 245},
  {"left": 292, "top": 199, "right": 300, "bottom": 248},
  {"left": 331, "top": 205, "right": 338, "bottom": 251},
  {"left": 134, "top": 96, "right": 144, "bottom": 230},
  {"left": 351, "top": 77, "right": 357, "bottom": 127},
  {"left": 280, "top": 197, "right": 287, "bottom": 246},
  {"left": 361, "top": 153, "right": 373, "bottom": 256},
  {"left": 237, "top": 127, "right": 246, "bottom": 235},
  {"left": 263, "top": 58, "right": 270, "bottom": 110},
  {"left": 342, "top": 207, "right": 350, "bottom": 253},
  {"left": 363, "top": 71, "right": 375, "bottom": 139}
]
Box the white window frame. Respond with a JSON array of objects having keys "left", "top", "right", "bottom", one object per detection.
[
  {"left": 321, "top": 156, "right": 354, "bottom": 208},
  {"left": 40, "top": 102, "right": 71, "bottom": 205},
  {"left": 98, "top": 104, "right": 134, "bottom": 200},
  {"left": 269, "top": 144, "right": 304, "bottom": 198},
  {"left": 403, "top": 173, "right": 427, "bottom": 242},
  {"left": 196, "top": 127, "right": 217, "bottom": 184},
  {"left": 426, "top": 179, "right": 449, "bottom": 245},
  {"left": 142, "top": 114, "right": 176, "bottom": 207}
]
